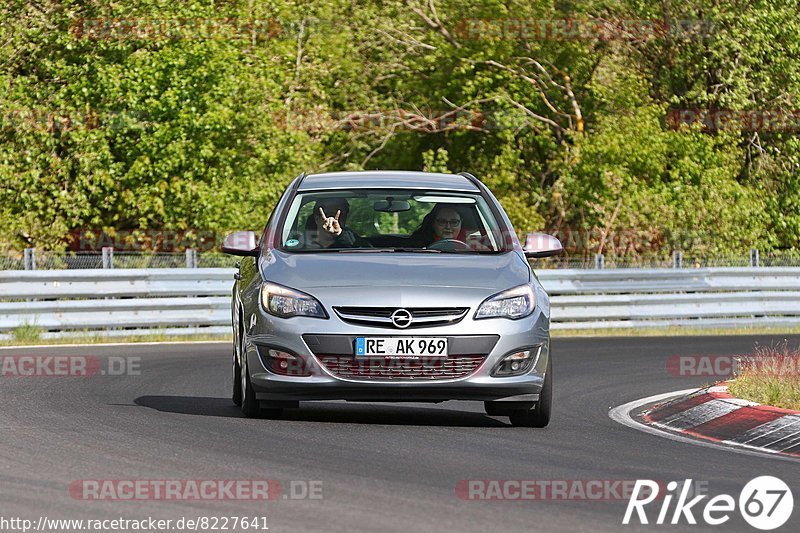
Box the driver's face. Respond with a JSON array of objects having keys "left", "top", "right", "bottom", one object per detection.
[{"left": 433, "top": 208, "right": 461, "bottom": 239}]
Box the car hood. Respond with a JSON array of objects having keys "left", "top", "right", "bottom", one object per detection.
[{"left": 259, "top": 250, "right": 530, "bottom": 291}]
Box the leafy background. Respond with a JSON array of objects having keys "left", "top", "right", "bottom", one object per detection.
[{"left": 1, "top": 0, "right": 798, "bottom": 258}]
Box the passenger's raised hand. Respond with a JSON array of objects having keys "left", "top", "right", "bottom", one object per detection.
[{"left": 319, "top": 207, "right": 342, "bottom": 236}]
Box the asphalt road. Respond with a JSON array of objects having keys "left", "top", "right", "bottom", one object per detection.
[{"left": 1, "top": 335, "right": 799, "bottom": 532}]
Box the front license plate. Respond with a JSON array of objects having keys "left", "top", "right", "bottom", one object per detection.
[{"left": 355, "top": 337, "right": 448, "bottom": 358}]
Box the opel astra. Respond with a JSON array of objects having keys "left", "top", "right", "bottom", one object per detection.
[{"left": 222, "top": 171, "right": 562, "bottom": 426}]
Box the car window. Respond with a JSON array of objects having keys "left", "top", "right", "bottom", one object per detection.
[{"left": 279, "top": 189, "right": 510, "bottom": 253}]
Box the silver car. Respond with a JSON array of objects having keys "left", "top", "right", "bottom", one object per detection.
[{"left": 222, "top": 171, "right": 562, "bottom": 426}]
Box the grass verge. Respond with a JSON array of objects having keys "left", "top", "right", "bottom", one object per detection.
[
  {"left": 10, "top": 322, "right": 43, "bottom": 343},
  {"left": 728, "top": 341, "right": 800, "bottom": 410},
  {"left": 2, "top": 324, "right": 799, "bottom": 346},
  {"left": 551, "top": 325, "right": 800, "bottom": 337},
  {"left": 0, "top": 332, "right": 231, "bottom": 347}
]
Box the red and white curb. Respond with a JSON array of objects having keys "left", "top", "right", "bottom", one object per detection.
[{"left": 641, "top": 382, "right": 800, "bottom": 458}]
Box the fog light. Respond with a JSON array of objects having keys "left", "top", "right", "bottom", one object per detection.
[
  {"left": 491, "top": 348, "right": 539, "bottom": 377},
  {"left": 262, "top": 348, "right": 311, "bottom": 377}
]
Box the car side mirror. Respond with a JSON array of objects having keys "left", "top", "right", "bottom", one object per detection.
[
  {"left": 523, "top": 232, "right": 563, "bottom": 258},
  {"left": 221, "top": 231, "right": 259, "bottom": 257}
]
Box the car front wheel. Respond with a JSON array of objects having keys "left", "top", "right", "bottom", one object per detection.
[
  {"left": 240, "top": 351, "right": 284, "bottom": 419},
  {"left": 232, "top": 335, "right": 243, "bottom": 406},
  {"left": 508, "top": 355, "right": 552, "bottom": 428},
  {"left": 240, "top": 356, "right": 262, "bottom": 417}
]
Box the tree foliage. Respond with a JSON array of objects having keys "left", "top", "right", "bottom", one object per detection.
[{"left": 0, "top": 0, "right": 797, "bottom": 255}]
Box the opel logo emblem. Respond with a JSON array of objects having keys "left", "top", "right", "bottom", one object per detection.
[{"left": 390, "top": 308, "right": 413, "bottom": 329}]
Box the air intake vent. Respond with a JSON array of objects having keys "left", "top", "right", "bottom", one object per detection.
[
  {"left": 318, "top": 354, "right": 486, "bottom": 381},
  {"left": 333, "top": 307, "right": 468, "bottom": 329}
]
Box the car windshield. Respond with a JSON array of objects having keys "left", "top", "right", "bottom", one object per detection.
[{"left": 279, "top": 189, "right": 511, "bottom": 253}]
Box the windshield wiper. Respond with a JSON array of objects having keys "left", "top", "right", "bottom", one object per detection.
[
  {"left": 292, "top": 247, "right": 503, "bottom": 254},
  {"left": 335, "top": 247, "right": 443, "bottom": 253},
  {"left": 392, "top": 247, "right": 442, "bottom": 253}
]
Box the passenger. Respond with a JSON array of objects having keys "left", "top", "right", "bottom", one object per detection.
[{"left": 301, "top": 198, "right": 370, "bottom": 248}]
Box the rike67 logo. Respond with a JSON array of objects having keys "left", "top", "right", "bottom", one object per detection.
[{"left": 624, "top": 476, "right": 793, "bottom": 530}]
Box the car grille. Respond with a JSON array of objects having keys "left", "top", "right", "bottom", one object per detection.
[
  {"left": 333, "top": 307, "right": 468, "bottom": 329},
  {"left": 318, "top": 354, "right": 486, "bottom": 381}
]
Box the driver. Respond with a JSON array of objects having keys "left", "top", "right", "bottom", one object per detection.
[{"left": 408, "top": 204, "right": 467, "bottom": 247}]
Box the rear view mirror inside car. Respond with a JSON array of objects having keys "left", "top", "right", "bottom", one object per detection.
[{"left": 373, "top": 198, "right": 411, "bottom": 212}]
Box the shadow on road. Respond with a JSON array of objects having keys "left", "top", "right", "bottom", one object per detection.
[{"left": 133, "top": 395, "right": 510, "bottom": 427}]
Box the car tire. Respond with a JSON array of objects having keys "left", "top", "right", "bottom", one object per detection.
[
  {"left": 508, "top": 355, "right": 552, "bottom": 428},
  {"left": 240, "top": 357, "right": 261, "bottom": 418},
  {"left": 232, "top": 333, "right": 243, "bottom": 406}
]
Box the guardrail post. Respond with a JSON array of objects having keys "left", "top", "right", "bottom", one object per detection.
[
  {"left": 23, "top": 248, "right": 36, "bottom": 270},
  {"left": 750, "top": 249, "right": 760, "bottom": 267},
  {"left": 672, "top": 251, "right": 683, "bottom": 269},
  {"left": 594, "top": 253, "right": 604, "bottom": 269},
  {"left": 101, "top": 247, "right": 114, "bottom": 269},
  {"left": 185, "top": 248, "right": 198, "bottom": 268}
]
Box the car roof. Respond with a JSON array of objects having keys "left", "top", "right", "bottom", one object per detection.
[{"left": 297, "top": 170, "right": 481, "bottom": 192}]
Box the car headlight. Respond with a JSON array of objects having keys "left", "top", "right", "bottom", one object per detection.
[
  {"left": 260, "top": 282, "right": 327, "bottom": 319},
  {"left": 474, "top": 284, "right": 535, "bottom": 320}
]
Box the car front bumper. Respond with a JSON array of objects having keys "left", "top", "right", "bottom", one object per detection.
[{"left": 242, "top": 304, "right": 551, "bottom": 403}]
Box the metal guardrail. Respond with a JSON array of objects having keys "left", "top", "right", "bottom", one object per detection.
[
  {"left": 0, "top": 269, "right": 234, "bottom": 340},
  {"left": 1, "top": 267, "right": 799, "bottom": 340},
  {"left": 5, "top": 248, "right": 800, "bottom": 270},
  {"left": 540, "top": 268, "right": 800, "bottom": 329},
  {"left": 1, "top": 249, "right": 237, "bottom": 270}
]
